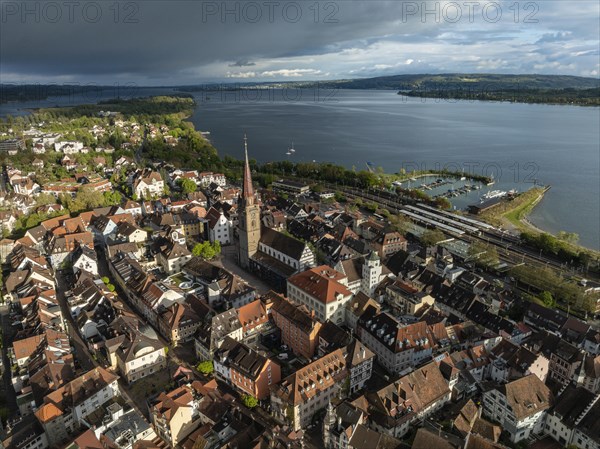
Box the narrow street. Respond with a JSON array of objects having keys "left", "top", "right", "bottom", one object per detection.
[
  {"left": 0, "top": 305, "right": 18, "bottom": 416},
  {"left": 54, "top": 271, "right": 96, "bottom": 372}
]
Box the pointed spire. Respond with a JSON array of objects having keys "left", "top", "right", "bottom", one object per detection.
[{"left": 242, "top": 134, "right": 254, "bottom": 201}]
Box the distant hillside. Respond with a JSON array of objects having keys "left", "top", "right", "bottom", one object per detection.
[
  {"left": 175, "top": 73, "right": 600, "bottom": 105},
  {"left": 292, "top": 73, "right": 600, "bottom": 91}
]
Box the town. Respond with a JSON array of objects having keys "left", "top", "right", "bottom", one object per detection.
[{"left": 0, "top": 101, "right": 599, "bottom": 449}]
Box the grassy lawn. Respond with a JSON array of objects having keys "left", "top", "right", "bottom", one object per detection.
[
  {"left": 503, "top": 188, "right": 546, "bottom": 230},
  {"left": 167, "top": 272, "right": 189, "bottom": 286},
  {"left": 479, "top": 187, "right": 545, "bottom": 231}
]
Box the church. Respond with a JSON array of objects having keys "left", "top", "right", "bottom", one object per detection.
[{"left": 237, "top": 137, "right": 315, "bottom": 292}]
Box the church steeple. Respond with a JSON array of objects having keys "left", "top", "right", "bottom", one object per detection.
[
  {"left": 242, "top": 134, "right": 254, "bottom": 204},
  {"left": 237, "top": 134, "right": 261, "bottom": 270}
]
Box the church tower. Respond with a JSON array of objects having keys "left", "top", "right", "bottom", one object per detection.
[
  {"left": 361, "top": 250, "right": 381, "bottom": 297},
  {"left": 238, "top": 135, "right": 261, "bottom": 269},
  {"left": 322, "top": 401, "right": 336, "bottom": 448}
]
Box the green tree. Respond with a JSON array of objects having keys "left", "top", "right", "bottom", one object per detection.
[
  {"left": 69, "top": 186, "right": 105, "bottom": 213},
  {"left": 468, "top": 242, "right": 499, "bottom": 268},
  {"left": 538, "top": 291, "right": 555, "bottom": 307},
  {"left": 192, "top": 241, "right": 220, "bottom": 260},
  {"left": 35, "top": 193, "right": 57, "bottom": 207},
  {"left": 103, "top": 190, "right": 122, "bottom": 206},
  {"left": 197, "top": 360, "right": 214, "bottom": 375},
  {"left": 421, "top": 229, "right": 446, "bottom": 247},
  {"left": 241, "top": 395, "right": 258, "bottom": 408},
  {"left": 557, "top": 231, "right": 579, "bottom": 244},
  {"left": 178, "top": 178, "right": 197, "bottom": 195}
]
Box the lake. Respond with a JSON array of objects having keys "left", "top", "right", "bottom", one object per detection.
[
  {"left": 2, "top": 88, "right": 598, "bottom": 249},
  {"left": 187, "top": 89, "right": 600, "bottom": 250}
]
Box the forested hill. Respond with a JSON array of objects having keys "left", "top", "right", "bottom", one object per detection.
[
  {"left": 285, "top": 73, "right": 600, "bottom": 91},
  {"left": 175, "top": 73, "right": 600, "bottom": 105}
]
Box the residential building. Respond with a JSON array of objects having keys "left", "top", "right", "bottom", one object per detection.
[
  {"left": 195, "top": 308, "right": 242, "bottom": 361},
  {"left": 150, "top": 384, "right": 202, "bottom": 447},
  {"left": 268, "top": 291, "right": 321, "bottom": 360},
  {"left": 34, "top": 367, "right": 120, "bottom": 447},
  {"left": 287, "top": 265, "right": 353, "bottom": 324},
  {"left": 270, "top": 341, "right": 373, "bottom": 431},
  {"left": 158, "top": 301, "right": 202, "bottom": 346},
  {"left": 543, "top": 384, "right": 600, "bottom": 449},
  {"left": 206, "top": 207, "right": 232, "bottom": 245},
  {"left": 272, "top": 179, "right": 310, "bottom": 196},
  {"left": 105, "top": 315, "right": 167, "bottom": 384},
  {"left": 367, "top": 362, "right": 451, "bottom": 438},
  {"left": 386, "top": 278, "right": 435, "bottom": 316},
  {"left": 214, "top": 337, "right": 281, "bottom": 400},
  {"left": 156, "top": 240, "right": 192, "bottom": 274},
  {"left": 322, "top": 401, "right": 368, "bottom": 449},
  {"left": 132, "top": 169, "right": 165, "bottom": 199},
  {"left": 237, "top": 298, "right": 270, "bottom": 344},
  {"left": 482, "top": 374, "right": 553, "bottom": 443},
  {"left": 357, "top": 309, "right": 448, "bottom": 375}
]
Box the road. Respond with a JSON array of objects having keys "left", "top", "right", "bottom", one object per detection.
[
  {"left": 218, "top": 246, "right": 271, "bottom": 295},
  {"left": 54, "top": 270, "right": 97, "bottom": 372},
  {"left": 0, "top": 305, "right": 18, "bottom": 418}
]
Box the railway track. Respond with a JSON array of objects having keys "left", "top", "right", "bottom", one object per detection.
[{"left": 320, "top": 182, "right": 594, "bottom": 279}]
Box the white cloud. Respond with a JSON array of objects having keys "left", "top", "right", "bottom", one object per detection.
[
  {"left": 260, "top": 69, "right": 323, "bottom": 78},
  {"left": 226, "top": 71, "right": 257, "bottom": 79}
]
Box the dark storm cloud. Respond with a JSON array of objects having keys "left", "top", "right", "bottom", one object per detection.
[
  {"left": 229, "top": 60, "right": 256, "bottom": 67},
  {"left": 1, "top": 0, "right": 598, "bottom": 83}
]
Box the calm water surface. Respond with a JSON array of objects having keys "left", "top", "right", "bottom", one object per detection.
[{"left": 2, "top": 88, "right": 598, "bottom": 249}]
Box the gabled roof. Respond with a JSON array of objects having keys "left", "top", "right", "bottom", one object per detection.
[
  {"left": 349, "top": 424, "right": 402, "bottom": 449},
  {"left": 496, "top": 374, "right": 552, "bottom": 420},
  {"left": 237, "top": 299, "right": 268, "bottom": 332},
  {"left": 161, "top": 240, "right": 191, "bottom": 260},
  {"left": 288, "top": 265, "right": 351, "bottom": 304},
  {"left": 260, "top": 227, "right": 308, "bottom": 261},
  {"left": 35, "top": 367, "right": 118, "bottom": 423},
  {"left": 152, "top": 385, "right": 195, "bottom": 422},
  {"left": 274, "top": 348, "right": 347, "bottom": 406},
  {"left": 216, "top": 337, "right": 272, "bottom": 381},
  {"left": 411, "top": 428, "right": 455, "bottom": 449},
  {"left": 205, "top": 207, "right": 226, "bottom": 229},
  {"left": 373, "top": 362, "right": 450, "bottom": 420}
]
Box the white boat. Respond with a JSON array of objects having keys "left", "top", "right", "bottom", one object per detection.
[
  {"left": 286, "top": 151, "right": 291, "bottom": 155},
  {"left": 290, "top": 142, "right": 296, "bottom": 153},
  {"left": 481, "top": 190, "right": 507, "bottom": 202}
]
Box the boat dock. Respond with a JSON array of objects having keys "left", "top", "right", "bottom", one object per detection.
[
  {"left": 420, "top": 178, "right": 450, "bottom": 190},
  {"left": 433, "top": 183, "right": 481, "bottom": 199}
]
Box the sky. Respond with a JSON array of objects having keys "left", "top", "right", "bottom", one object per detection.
[{"left": 1, "top": 0, "right": 599, "bottom": 85}]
